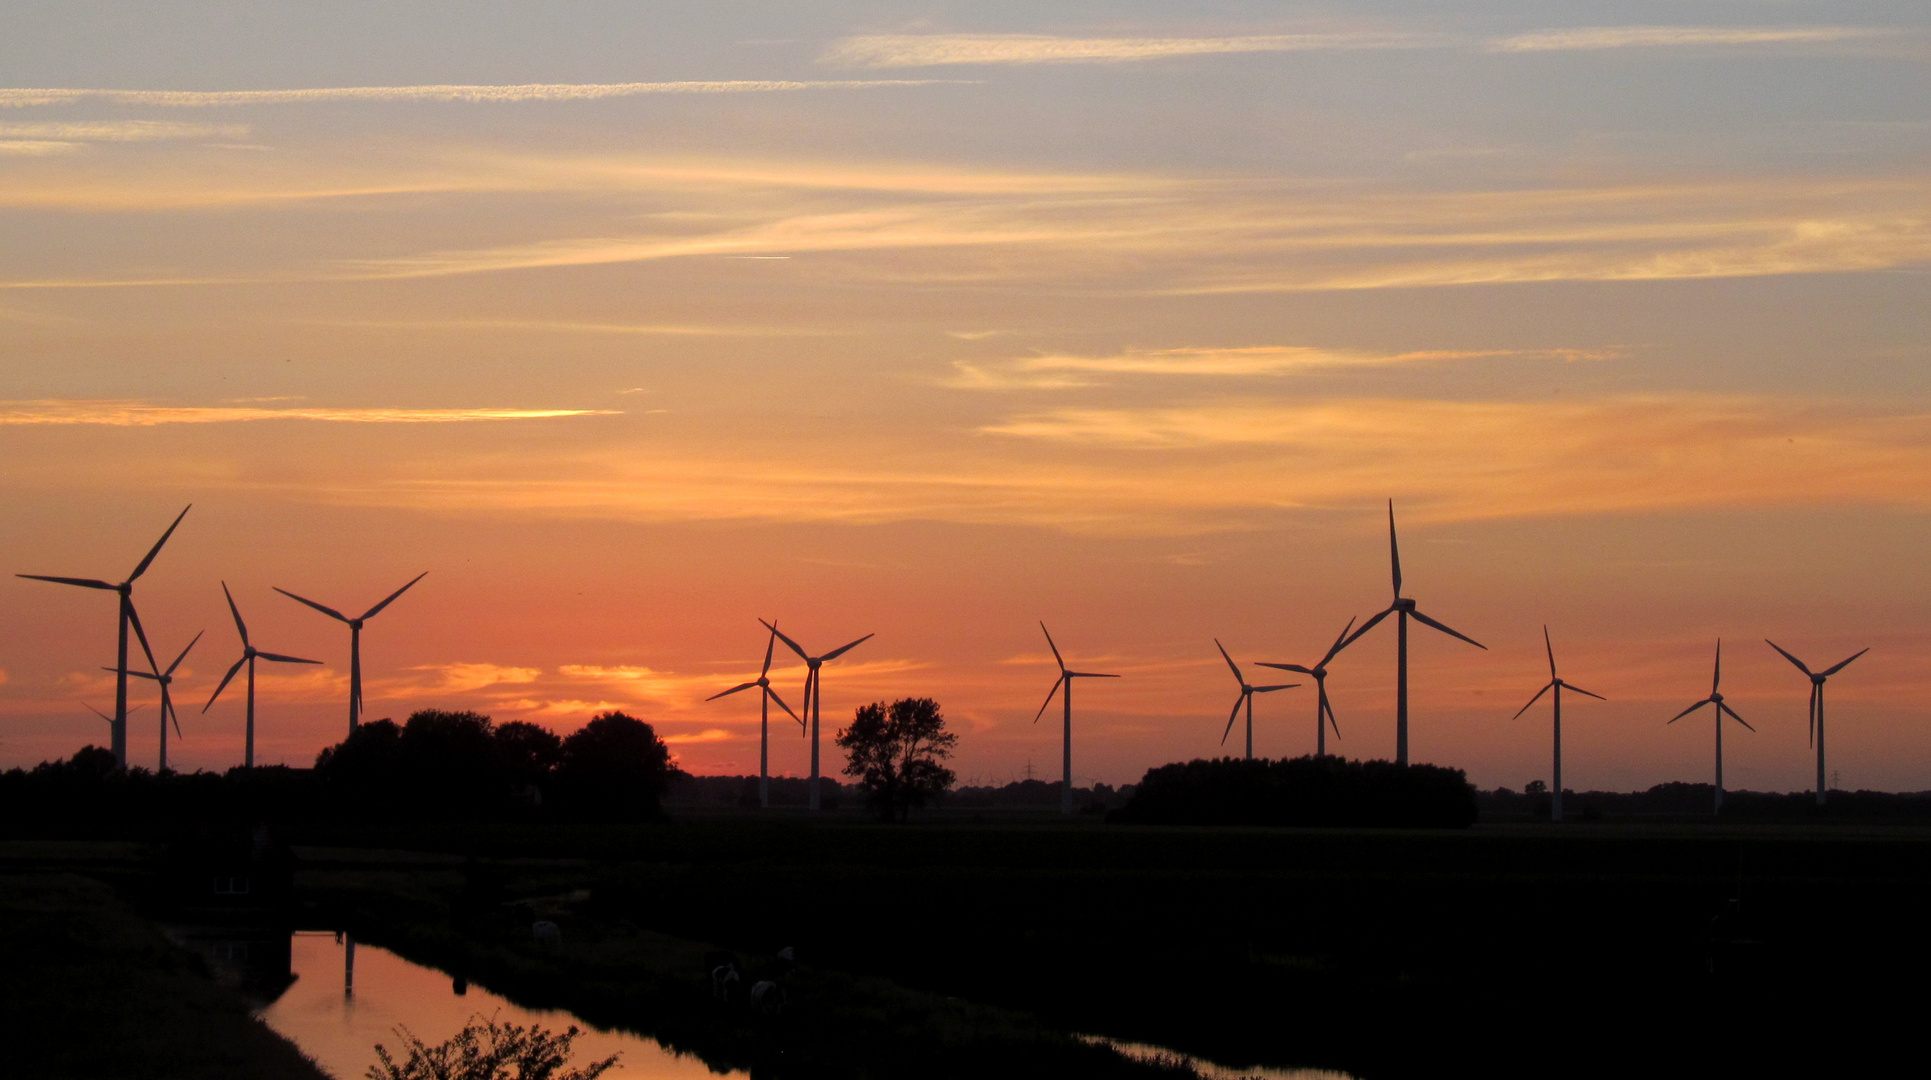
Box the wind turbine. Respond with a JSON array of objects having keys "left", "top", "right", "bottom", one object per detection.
[
  {"left": 1343, "top": 500, "right": 1485, "bottom": 764},
  {"left": 707, "top": 624, "right": 800, "bottom": 809},
  {"left": 761, "top": 620, "right": 872, "bottom": 811},
  {"left": 1034, "top": 623, "right": 1120, "bottom": 816},
  {"left": 18, "top": 504, "right": 190, "bottom": 767},
  {"left": 1765, "top": 640, "right": 1869, "bottom": 807},
  {"left": 1512, "top": 627, "right": 1605, "bottom": 823},
  {"left": 1258, "top": 616, "right": 1358, "bottom": 757},
  {"left": 204, "top": 582, "right": 322, "bottom": 767},
  {"left": 275, "top": 573, "right": 426, "bottom": 736},
  {"left": 1214, "top": 640, "right": 1296, "bottom": 760},
  {"left": 107, "top": 631, "right": 202, "bottom": 772},
  {"left": 1669, "top": 640, "right": 1754, "bottom": 815}
]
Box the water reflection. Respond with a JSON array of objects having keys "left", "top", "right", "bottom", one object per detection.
[{"left": 258, "top": 932, "right": 744, "bottom": 1079}]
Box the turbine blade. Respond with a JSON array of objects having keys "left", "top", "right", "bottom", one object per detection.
[
  {"left": 1668, "top": 698, "right": 1712, "bottom": 724},
  {"left": 1221, "top": 694, "right": 1243, "bottom": 744},
  {"left": 359, "top": 571, "right": 427, "bottom": 621},
  {"left": 1808, "top": 683, "right": 1818, "bottom": 748},
  {"left": 821, "top": 633, "right": 873, "bottom": 662},
  {"left": 764, "top": 685, "right": 799, "bottom": 722},
  {"left": 1544, "top": 625, "right": 1557, "bottom": 680},
  {"left": 1763, "top": 639, "right": 1812, "bottom": 677},
  {"left": 106, "top": 667, "right": 162, "bottom": 682},
  {"left": 16, "top": 574, "right": 117, "bottom": 590},
  {"left": 1513, "top": 682, "right": 1553, "bottom": 719},
  {"left": 1720, "top": 702, "right": 1755, "bottom": 732},
  {"left": 1409, "top": 608, "right": 1486, "bottom": 650},
  {"left": 204, "top": 655, "right": 247, "bottom": 711},
  {"left": 163, "top": 685, "right": 182, "bottom": 739},
  {"left": 1039, "top": 622, "right": 1066, "bottom": 672},
  {"left": 124, "top": 602, "right": 161, "bottom": 676},
  {"left": 760, "top": 619, "right": 810, "bottom": 661},
  {"left": 1033, "top": 674, "right": 1065, "bottom": 722},
  {"left": 1564, "top": 684, "right": 1606, "bottom": 701},
  {"left": 128, "top": 504, "right": 191, "bottom": 582},
  {"left": 165, "top": 630, "right": 202, "bottom": 676},
  {"left": 1321, "top": 685, "right": 1340, "bottom": 737},
  {"left": 221, "top": 581, "right": 250, "bottom": 645},
  {"left": 256, "top": 651, "right": 321, "bottom": 664},
  {"left": 82, "top": 701, "right": 112, "bottom": 722},
  {"left": 1820, "top": 648, "right": 1870, "bottom": 678},
  {"left": 1257, "top": 662, "right": 1314, "bottom": 674},
  {"left": 1253, "top": 684, "right": 1297, "bottom": 693},
  {"left": 1712, "top": 639, "right": 1722, "bottom": 696},
  {"left": 1214, "top": 639, "right": 1244, "bottom": 683},
  {"left": 761, "top": 626, "right": 777, "bottom": 677},
  {"left": 1322, "top": 616, "right": 1359, "bottom": 665},
  {"left": 1387, "top": 499, "right": 1402, "bottom": 598},
  {"left": 707, "top": 681, "right": 759, "bottom": 702},
  {"left": 275, "top": 588, "right": 350, "bottom": 622},
  {"left": 1069, "top": 671, "right": 1121, "bottom": 678},
  {"left": 1340, "top": 607, "right": 1394, "bottom": 650}
]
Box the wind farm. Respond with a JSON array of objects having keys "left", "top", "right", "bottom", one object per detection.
[{"left": 4, "top": 3, "right": 1931, "bottom": 1076}]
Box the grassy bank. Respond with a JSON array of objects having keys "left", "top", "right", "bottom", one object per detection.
[
  {"left": 304, "top": 849, "right": 1186, "bottom": 1080},
  {"left": 0, "top": 869, "right": 329, "bottom": 1080}
]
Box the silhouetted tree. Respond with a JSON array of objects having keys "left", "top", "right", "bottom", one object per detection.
[
  {"left": 555, "top": 711, "right": 675, "bottom": 820},
  {"left": 835, "top": 697, "right": 958, "bottom": 821},
  {"left": 496, "top": 720, "right": 563, "bottom": 790}
]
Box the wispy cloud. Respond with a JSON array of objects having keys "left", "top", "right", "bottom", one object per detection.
[
  {"left": 309, "top": 318, "right": 837, "bottom": 338},
  {"left": 407, "top": 662, "right": 542, "bottom": 693},
  {"left": 0, "top": 80, "right": 961, "bottom": 109},
  {"left": 944, "top": 345, "right": 1618, "bottom": 387},
  {"left": 0, "top": 400, "right": 619, "bottom": 425},
  {"left": 0, "top": 120, "right": 248, "bottom": 141},
  {"left": 1490, "top": 26, "right": 1888, "bottom": 53},
  {"left": 823, "top": 32, "right": 1440, "bottom": 68},
  {"left": 824, "top": 26, "right": 1897, "bottom": 68}
]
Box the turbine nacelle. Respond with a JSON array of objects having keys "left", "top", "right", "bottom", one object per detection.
[{"left": 1393, "top": 597, "right": 1417, "bottom": 612}]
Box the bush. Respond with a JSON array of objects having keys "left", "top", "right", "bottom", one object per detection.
[
  {"left": 370, "top": 1015, "right": 617, "bottom": 1080},
  {"left": 1108, "top": 756, "right": 1478, "bottom": 828}
]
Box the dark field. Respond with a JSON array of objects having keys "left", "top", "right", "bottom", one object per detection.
[
  {"left": 6, "top": 814, "right": 1928, "bottom": 1078},
  {"left": 291, "top": 813, "right": 1928, "bottom": 1077}
]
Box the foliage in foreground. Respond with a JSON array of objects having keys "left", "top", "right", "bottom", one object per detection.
[
  {"left": 1109, "top": 755, "right": 1479, "bottom": 827},
  {"left": 836, "top": 697, "right": 958, "bottom": 821},
  {"left": 369, "top": 1015, "right": 617, "bottom": 1080}
]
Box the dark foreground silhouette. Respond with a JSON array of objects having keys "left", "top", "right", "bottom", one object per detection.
[{"left": 1108, "top": 755, "right": 1479, "bottom": 827}]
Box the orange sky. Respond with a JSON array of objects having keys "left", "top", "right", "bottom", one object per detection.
[{"left": 4, "top": 3, "right": 1930, "bottom": 791}]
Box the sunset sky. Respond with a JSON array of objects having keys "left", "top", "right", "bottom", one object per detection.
[{"left": 4, "top": 2, "right": 1930, "bottom": 792}]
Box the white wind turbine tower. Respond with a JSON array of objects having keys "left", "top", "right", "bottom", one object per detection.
[
  {"left": 1343, "top": 500, "right": 1486, "bottom": 764},
  {"left": 107, "top": 631, "right": 202, "bottom": 772},
  {"left": 204, "top": 582, "right": 322, "bottom": 767},
  {"left": 1765, "top": 640, "right": 1869, "bottom": 807},
  {"left": 1034, "top": 623, "right": 1120, "bottom": 816},
  {"left": 18, "top": 504, "right": 191, "bottom": 768},
  {"left": 762, "top": 620, "right": 873, "bottom": 811},
  {"left": 707, "top": 623, "right": 800, "bottom": 808},
  {"left": 1214, "top": 640, "right": 1297, "bottom": 760},
  {"left": 1257, "top": 616, "right": 1359, "bottom": 757},
  {"left": 1512, "top": 626, "right": 1605, "bottom": 823},
  {"left": 1669, "top": 640, "right": 1754, "bottom": 815},
  {"left": 275, "top": 573, "right": 426, "bottom": 736}
]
